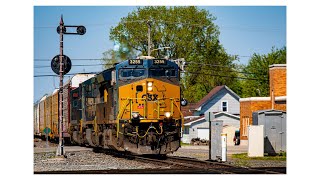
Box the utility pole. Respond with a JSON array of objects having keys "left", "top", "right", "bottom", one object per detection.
[{"left": 147, "top": 20, "right": 151, "bottom": 56}]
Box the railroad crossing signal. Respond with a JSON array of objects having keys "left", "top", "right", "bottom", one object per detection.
[
  {"left": 51, "top": 55, "right": 72, "bottom": 75},
  {"left": 76, "top": 26, "right": 86, "bottom": 35},
  {"left": 56, "top": 25, "right": 86, "bottom": 35},
  {"left": 54, "top": 15, "right": 86, "bottom": 157}
]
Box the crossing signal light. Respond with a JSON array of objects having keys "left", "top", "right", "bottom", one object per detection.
[
  {"left": 51, "top": 55, "right": 72, "bottom": 75},
  {"left": 56, "top": 25, "right": 86, "bottom": 35},
  {"left": 56, "top": 26, "right": 66, "bottom": 34},
  {"left": 76, "top": 26, "right": 86, "bottom": 35}
]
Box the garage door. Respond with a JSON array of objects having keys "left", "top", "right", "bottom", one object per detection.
[{"left": 197, "top": 128, "right": 209, "bottom": 140}]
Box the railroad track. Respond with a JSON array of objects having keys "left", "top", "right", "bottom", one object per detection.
[
  {"left": 35, "top": 148, "right": 285, "bottom": 174},
  {"left": 130, "top": 155, "right": 285, "bottom": 174},
  {"left": 165, "top": 156, "right": 286, "bottom": 174}
]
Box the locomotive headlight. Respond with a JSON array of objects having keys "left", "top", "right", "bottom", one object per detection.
[
  {"left": 132, "top": 112, "right": 139, "bottom": 119},
  {"left": 164, "top": 112, "right": 171, "bottom": 118},
  {"left": 147, "top": 82, "right": 153, "bottom": 91}
]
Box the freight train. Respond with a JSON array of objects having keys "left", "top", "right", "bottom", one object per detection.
[{"left": 34, "top": 56, "right": 187, "bottom": 155}]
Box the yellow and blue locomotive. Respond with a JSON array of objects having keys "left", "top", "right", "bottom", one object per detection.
[{"left": 69, "top": 56, "right": 186, "bottom": 154}]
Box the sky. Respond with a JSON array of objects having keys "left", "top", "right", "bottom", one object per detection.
[{"left": 34, "top": 6, "right": 286, "bottom": 102}]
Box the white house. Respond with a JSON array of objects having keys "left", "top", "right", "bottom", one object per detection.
[{"left": 182, "top": 85, "right": 240, "bottom": 145}]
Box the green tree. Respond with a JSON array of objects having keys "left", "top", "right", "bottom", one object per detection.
[
  {"left": 241, "top": 46, "right": 286, "bottom": 97},
  {"left": 107, "top": 6, "right": 239, "bottom": 102},
  {"left": 101, "top": 43, "right": 137, "bottom": 69}
]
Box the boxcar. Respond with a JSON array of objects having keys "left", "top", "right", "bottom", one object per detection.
[
  {"left": 51, "top": 89, "right": 59, "bottom": 139},
  {"left": 45, "top": 94, "right": 53, "bottom": 139},
  {"left": 33, "top": 102, "right": 40, "bottom": 136},
  {"left": 39, "top": 95, "right": 47, "bottom": 137}
]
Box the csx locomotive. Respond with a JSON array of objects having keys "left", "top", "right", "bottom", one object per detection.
[{"left": 34, "top": 56, "right": 186, "bottom": 155}]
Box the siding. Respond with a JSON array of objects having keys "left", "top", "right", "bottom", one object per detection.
[
  {"left": 189, "top": 119, "right": 209, "bottom": 141},
  {"left": 202, "top": 89, "right": 240, "bottom": 115},
  {"left": 214, "top": 113, "right": 240, "bottom": 128}
]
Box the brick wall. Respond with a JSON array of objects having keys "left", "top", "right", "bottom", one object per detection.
[
  {"left": 269, "top": 65, "right": 287, "bottom": 97},
  {"left": 274, "top": 101, "right": 286, "bottom": 111},
  {"left": 239, "top": 64, "right": 286, "bottom": 141},
  {"left": 240, "top": 99, "right": 271, "bottom": 140}
]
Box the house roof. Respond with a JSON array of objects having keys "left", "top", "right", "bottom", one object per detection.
[
  {"left": 184, "top": 116, "right": 205, "bottom": 126},
  {"left": 213, "top": 111, "right": 240, "bottom": 120},
  {"left": 194, "top": 85, "right": 240, "bottom": 110},
  {"left": 181, "top": 103, "right": 197, "bottom": 117}
]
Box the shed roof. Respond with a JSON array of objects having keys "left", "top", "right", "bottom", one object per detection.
[{"left": 253, "top": 109, "right": 286, "bottom": 114}]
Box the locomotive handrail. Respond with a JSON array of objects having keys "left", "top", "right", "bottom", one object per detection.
[
  {"left": 172, "top": 99, "right": 185, "bottom": 129},
  {"left": 135, "top": 125, "right": 163, "bottom": 138},
  {"left": 116, "top": 99, "right": 130, "bottom": 137},
  {"left": 118, "top": 125, "right": 163, "bottom": 138}
]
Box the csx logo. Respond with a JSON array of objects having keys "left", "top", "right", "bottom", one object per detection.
[{"left": 142, "top": 93, "right": 158, "bottom": 101}]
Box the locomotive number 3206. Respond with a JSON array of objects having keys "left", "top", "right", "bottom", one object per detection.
[{"left": 129, "top": 59, "right": 143, "bottom": 65}]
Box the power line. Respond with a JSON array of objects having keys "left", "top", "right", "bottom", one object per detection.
[
  {"left": 34, "top": 60, "right": 267, "bottom": 77},
  {"left": 184, "top": 71, "right": 268, "bottom": 81},
  {"left": 185, "top": 62, "right": 267, "bottom": 76},
  {"left": 34, "top": 63, "right": 114, "bottom": 68},
  {"left": 34, "top": 72, "right": 99, "bottom": 77},
  {"left": 34, "top": 69, "right": 267, "bottom": 81},
  {"left": 34, "top": 58, "right": 113, "bottom": 61},
  {"left": 34, "top": 19, "right": 282, "bottom": 32}
]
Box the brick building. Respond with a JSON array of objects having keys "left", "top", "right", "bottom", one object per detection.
[{"left": 240, "top": 64, "right": 286, "bottom": 142}]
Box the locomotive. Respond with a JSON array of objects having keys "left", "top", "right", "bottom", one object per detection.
[{"left": 34, "top": 56, "right": 186, "bottom": 155}]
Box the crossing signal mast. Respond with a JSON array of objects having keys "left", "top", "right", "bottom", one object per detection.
[{"left": 52, "top": 15, "right": 86, "bottom": 157}]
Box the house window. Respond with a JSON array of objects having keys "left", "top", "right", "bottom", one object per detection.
[{"left": 222, "top": 101, "right": 228, "bottom": 112}]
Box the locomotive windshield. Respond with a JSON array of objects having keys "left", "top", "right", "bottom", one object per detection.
[
  {"left": 119, "top": 68, "right": 146, "bottom": 79},
  {"left": 149, "top": 68, "right": 176, "bottom": 77}
]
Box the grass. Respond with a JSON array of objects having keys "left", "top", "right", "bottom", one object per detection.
[
  {"left": 232, "top": 152, "right": 286, "bottom": 161},
  {"left": 180, "top": 142, "right": 191, "bottom": 146}
]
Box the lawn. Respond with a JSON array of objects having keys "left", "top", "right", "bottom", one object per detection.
[{"left": 232, "top": 152, "right": 286, "bottom": 161}]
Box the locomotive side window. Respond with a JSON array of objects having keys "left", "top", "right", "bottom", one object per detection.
[{"left": 119, "top": 69, "right": 146, "bottom": 79}]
